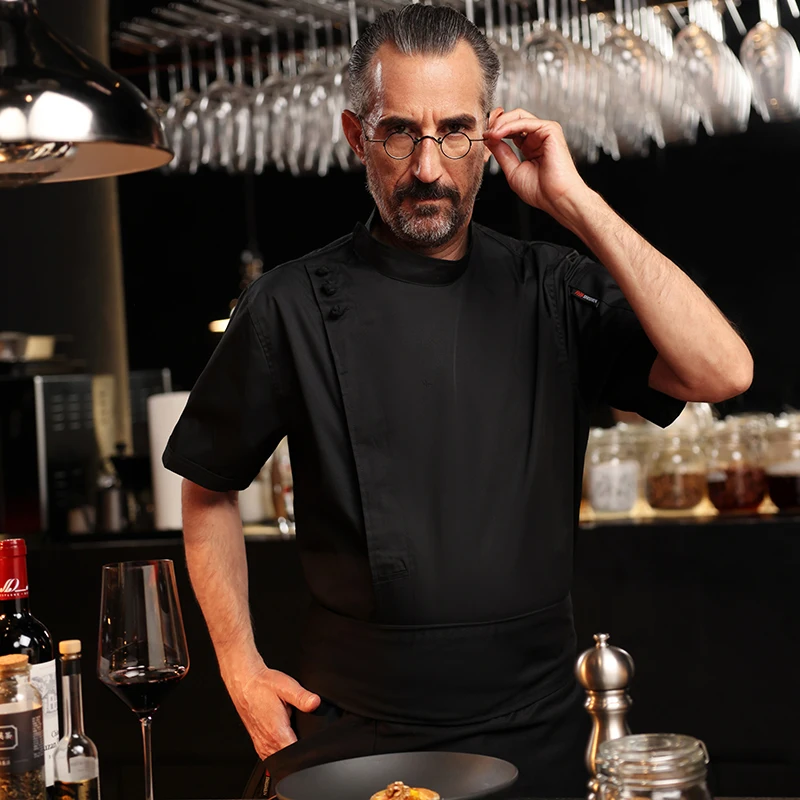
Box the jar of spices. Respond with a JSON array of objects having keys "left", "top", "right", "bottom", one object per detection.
[
  {"left": 0, "top": 654, "right": 46, "bottom": 800},
  {"left": 705, "top": 424, "right": 767, "bottom": 513},
  {"left": 596, "top": 733, "right": 712, "bottom": 800},
  {"left": 646, "top": 433, "right": 707, "bottom": 513},
  {"left": 586, "top": 430, "right": 641, "bottom": 516},
  {"left": 765, "top": 423, "right": 800, "bottom": 512}
]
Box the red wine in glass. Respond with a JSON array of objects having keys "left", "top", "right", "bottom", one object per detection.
[
  {"left": 98, "top": 560, "right": 189, "bottom": 800},
  {"left": 100, "top": 665, "right": 188, "bottom": 716}
]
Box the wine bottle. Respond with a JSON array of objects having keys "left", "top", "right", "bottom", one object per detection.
[
  {"left": 0, "top": 539, "right": 58, "bottom": 793},
  {"left": 54, "top": 641, "right": 100, "bottom": 800}
]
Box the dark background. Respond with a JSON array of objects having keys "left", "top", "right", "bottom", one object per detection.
[{"left": 102, "top": 0, "right": 800, "bottom": 416}]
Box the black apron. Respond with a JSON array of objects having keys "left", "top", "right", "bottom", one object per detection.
[
  {"left": 242, "top": 256, "right": 590, "bottom": 798},
  {"left": 245, "top": 597, "right": 587, "bottom": 798}
]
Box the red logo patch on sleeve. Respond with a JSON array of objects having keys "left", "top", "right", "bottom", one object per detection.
[{"left": 571, "top": 288, "right": 600, "bottom": 307}]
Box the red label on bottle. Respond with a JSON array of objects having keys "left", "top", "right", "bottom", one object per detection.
[{"left": 0, "top": 549, "right": 29, "bottom": 600}]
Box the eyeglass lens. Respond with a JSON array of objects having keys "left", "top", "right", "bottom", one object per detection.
[{"left": 384, "top": 132, "right": 473, "bottom": 159}]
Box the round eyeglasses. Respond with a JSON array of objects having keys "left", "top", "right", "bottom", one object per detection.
[{"left": 364, "top": 131, "right": 487, "bottom": 160}]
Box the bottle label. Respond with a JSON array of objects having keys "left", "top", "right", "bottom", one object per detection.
[
  {"left": 30, "top": 660, "right": 58, "bottom": 787},
  {"left": 55, "top": 778, "right": 101, "bottom": 800},
  {"left": 0, "top": 555, "right": 29, "bottom": 600},
  {"left": 0, "top": 709, "right": 45, "bottom": 775}
]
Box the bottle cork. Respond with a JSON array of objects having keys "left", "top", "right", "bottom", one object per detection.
[{"left": 59, "top": 640, "right": 81, "bottom": 656}]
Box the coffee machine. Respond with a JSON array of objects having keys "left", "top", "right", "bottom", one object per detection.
[
  {"left": 0, "top": 368, "right": 172, "bottom": 535},
  {"left": 0, "top": 374, "right": 111, "bottom": 533}
]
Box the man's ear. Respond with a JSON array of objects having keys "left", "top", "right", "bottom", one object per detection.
[
  {"left": 342, "top": 110, "right": 367, "bottom": 164},
  {"left": 484, "top": 106, "right": 504, "bottom": 164}
]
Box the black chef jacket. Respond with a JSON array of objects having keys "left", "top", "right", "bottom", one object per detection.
[{"left": 164, "top": 209, "right": 683, "bottom": 726}]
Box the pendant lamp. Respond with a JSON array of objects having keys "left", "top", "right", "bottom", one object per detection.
[{"left": 0, "top": 0, "right": 172, "bottom": 188}]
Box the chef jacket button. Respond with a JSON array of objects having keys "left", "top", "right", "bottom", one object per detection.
[
  {"left": 321, "top": 281, "right": 338, "bottom": 297},
  {"left": 315, "top": 266, "right": 330, "bottom": 277},
  {"left": 329, "top": 304, "right": 348, "bottom": 319}
]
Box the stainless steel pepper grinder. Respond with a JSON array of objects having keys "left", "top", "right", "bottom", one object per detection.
[{"left": 576, "top": 633, "right": 635, "bottom": 799}]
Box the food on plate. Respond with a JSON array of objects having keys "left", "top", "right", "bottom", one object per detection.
[{"left": 370, "top": 780, "right": 440, "bottom": 800}]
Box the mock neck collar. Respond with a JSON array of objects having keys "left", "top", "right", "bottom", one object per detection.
[{"left": 352, "top": 208, "right": 473, "bottom": 286}]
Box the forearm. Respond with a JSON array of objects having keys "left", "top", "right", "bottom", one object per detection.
[
  {"left": 552, "top": 189, "right": 753, "bottom": 401},
  {"left": 181, "top": 479, "right": 264, "bottom": 691}
]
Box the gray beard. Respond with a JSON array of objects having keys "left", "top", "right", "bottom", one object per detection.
[{"left": 365, "top": 160, "right": 484, "bottom": 251}]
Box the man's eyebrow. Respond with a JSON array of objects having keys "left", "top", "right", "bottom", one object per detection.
[
  {"left": 376, "top": 115, "right": 416, "bottom": 129},
  {"left": 375, "top": 114, "right": 479, "bottom": 130},
  {"left": 439, "top": 114, "right": 478, "bottom": 129}
]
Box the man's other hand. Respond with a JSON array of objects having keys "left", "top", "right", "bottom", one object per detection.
[{"left": 226, "top": 664, "right": 321, "bottom": 759}]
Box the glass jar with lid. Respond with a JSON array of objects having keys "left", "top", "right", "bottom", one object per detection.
[
  {"left": 597, "top": 733, "right": 711, "bottom": 800},
  {"left": 586, "top": 428, "right": 641, "bottom": 516},
  {"left": 646, "top": 433, "right": 707, "bottom": 513},
  {"left": 765, "top": 422, "right": 800, "bottom": 512},
  {"left": 0, "top": 654, "right": 46, "bottom": 800},
  {"left": 705, "top": 422, "right": 767, "bottom": 513}
]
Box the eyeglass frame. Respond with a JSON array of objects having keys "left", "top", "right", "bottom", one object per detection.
[{"left": 361, "top": 127, "right": 488, "bottom": 161}]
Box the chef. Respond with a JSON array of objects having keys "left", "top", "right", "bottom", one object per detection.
[{"left": 163, "top": 4, "right": 753, "bottom": 797}]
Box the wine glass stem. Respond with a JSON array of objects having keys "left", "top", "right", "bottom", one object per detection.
[{"left": 141, "top": 715, "right": 155, "bottom": 800}]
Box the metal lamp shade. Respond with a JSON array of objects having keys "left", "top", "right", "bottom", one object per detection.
[{"left": 0, "top": 0, "right": 172, "bottom": 187}]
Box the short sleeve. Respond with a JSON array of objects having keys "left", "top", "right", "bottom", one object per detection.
[
  {"left": 162, "top": 288, "right": 288, "bottom": 492},
  {"left": 554, "top": 250, "right": 685, "bottom": 428}
]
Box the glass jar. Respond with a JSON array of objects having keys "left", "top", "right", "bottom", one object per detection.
[
  {"left": 705, "top": 425, "right": 766, "bottom": 513},
  {"left": 586, "top": 431, "right": 641, "bottom": 515},
  {"left": 646, "top": 433, "right": 707, "bottom": 512},
  {"left": 765, "top": 424, "right": 800, "bottom": 512},
  {"left": 725, "top": 413, "right": 774, "bottom": 460},
  {"left": 0, "top": 654, "right": 46, "bottom": 800},
  {"left": 597, "top": 734, "right": 712, "bottom": 800}
]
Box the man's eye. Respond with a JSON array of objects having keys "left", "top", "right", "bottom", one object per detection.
[{"left": 389, "top": 126, "right": 408, "bottom": 134}]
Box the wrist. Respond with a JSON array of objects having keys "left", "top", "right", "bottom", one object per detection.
[
  {"left": 219, "top": 652, "right": 268, "bottom": 694},
  {"left": 548, "top": 186, "right": 606, "bottom": 236}
]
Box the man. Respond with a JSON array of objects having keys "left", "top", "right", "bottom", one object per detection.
[{"left": 164, "top": 5, "right": 753, "bottom": 797}]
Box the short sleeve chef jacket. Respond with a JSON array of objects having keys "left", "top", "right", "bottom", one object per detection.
[{"left": 164, "top": 212, "right": 684, "bottom": 625}]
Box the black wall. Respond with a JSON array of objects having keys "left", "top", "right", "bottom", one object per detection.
[{"left": 117, "top": 115, "right": 800, "bottom": 416}]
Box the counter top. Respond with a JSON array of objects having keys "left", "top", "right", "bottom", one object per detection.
[{"left": 9, "top": 511, "right": 800, "bottom": 548}]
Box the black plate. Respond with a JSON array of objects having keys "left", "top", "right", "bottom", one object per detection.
[{"left": 275, "top": 751, "right": 518, "bottom": 800}]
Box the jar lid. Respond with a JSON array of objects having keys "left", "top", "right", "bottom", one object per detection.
[
  {"left": 598, "top": 733, "right": 709, "bottom": 787},
  {"left": 576, "top": 633, "right": 635, "bottom": 691},
  {"left": 0, "top": 654, "right": 30, "bottom": 674}
]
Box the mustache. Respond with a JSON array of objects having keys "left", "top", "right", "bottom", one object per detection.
[{"left": 394, "top": 180, "right": 460, "bottom": 203}]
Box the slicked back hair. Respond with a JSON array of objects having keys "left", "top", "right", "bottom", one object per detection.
[{"left": 348, "top": 4, "right": 501, "bottom": 120}]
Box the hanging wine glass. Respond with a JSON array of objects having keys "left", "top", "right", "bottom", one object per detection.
[{"left": 740, "top": 0, "right": 800, "bottom": 122}]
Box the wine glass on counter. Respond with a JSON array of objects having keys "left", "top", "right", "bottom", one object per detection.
[{"left": 98, "top": 560, "right": 190, "bottom": 800}]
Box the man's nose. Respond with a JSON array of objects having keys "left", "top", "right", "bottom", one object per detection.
[{"left": 412, "top": 137, "right": 445, "bottom": 184}]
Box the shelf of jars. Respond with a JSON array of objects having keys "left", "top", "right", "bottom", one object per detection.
[{"left": 579, "top": 404, "right": 800, "bottom": 527}]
